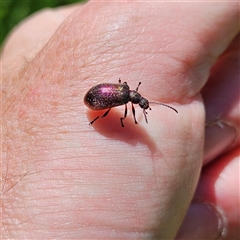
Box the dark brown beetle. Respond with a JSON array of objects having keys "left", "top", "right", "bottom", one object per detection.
[{"left": 84, "top": 79, "right": 178, "bottom": 127}]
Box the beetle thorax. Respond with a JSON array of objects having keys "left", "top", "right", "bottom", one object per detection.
[{"left": 129, "top": 90, "right": 141, "bottom": 104}]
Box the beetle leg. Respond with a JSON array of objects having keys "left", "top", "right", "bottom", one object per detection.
[
  {"left": 119, "top": 78, "right": 128, "bottom": 86},
  {"left": 89, "top": 116, "right": 99, "bottom": 125},
  {"left": 102, "top": 108, "right": 111, "bottom": 118},
  {"left": 143, "top": 109, "right": 148, "bottom": 123},
  {"left": 135, "top": 82, "right": 141, "bottom": 92},
  {"left": 89, "top": 108, "right": 111, "bottom": 125},
  {"left": 131, "top": 103, "right": 138, "bottom": 124},
  {"left": 120, "top": 104, "right": 128, "bottom": 127}
]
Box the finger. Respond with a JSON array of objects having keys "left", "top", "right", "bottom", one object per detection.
[
  {"left": 177, "top": 147, "right": 240, "bottom": 239},
  {"left": 202, "top": 33, "right": 240, "bottom": 164},
  {"left": 1, "top": 4, "right": 80, "bottom": 71}
]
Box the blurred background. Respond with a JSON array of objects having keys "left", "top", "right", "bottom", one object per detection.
[{"left": 1, "top": 0, "right": 86, "bottom": 44}]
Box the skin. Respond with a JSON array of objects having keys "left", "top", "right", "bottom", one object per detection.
[{"left": 2, "top": 1, "right": 239, "bottom": 239}]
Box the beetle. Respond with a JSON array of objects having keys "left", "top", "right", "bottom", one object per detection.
[{"left": 84, "top": 79, "right": 178, "bottom": 127}]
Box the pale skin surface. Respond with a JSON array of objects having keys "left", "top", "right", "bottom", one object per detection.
[{"left": 2, "top": 2, "right": 239, "bottom": 239}]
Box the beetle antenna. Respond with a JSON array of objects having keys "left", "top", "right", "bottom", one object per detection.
[{"left": 149, "top": 102, "right": 178, "bottom": 113}]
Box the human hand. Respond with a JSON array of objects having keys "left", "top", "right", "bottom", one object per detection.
[{"left": 2, "top": 2, "right": 239, "bottom": 239}]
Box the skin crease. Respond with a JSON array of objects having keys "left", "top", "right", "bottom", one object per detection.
[{"left": 2, "top": 1, "right": 239, "bottom": 239}]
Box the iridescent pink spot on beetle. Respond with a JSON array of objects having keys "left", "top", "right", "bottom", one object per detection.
[{"left": 84, "top": 79, "right": 178, "bottom": 127}]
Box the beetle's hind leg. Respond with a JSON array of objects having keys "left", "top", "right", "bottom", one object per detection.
[
  {"left": 90, "top": 116, "right": 100, "bottom": 125},
  {"left": 89, "top": 108, "right": 111, "bottom": 125}
]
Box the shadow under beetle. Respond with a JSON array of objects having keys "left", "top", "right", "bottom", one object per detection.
[{"left": 84, "top": 79, "right": 178, "bottom": 127}]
